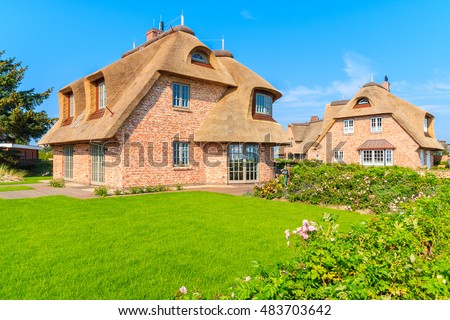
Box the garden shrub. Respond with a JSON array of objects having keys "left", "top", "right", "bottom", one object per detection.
[
  {"left": 49, "top": 178, "right": 65, "bottom": 188},
  {"left": 0, "top": 164, "right": 26, "bottom": 182},
  {"left": 256, "top": 163, "right": 442, "bottom": 214},
  {"left": 94, "top": 186, "right": 108, "bottom": 197}
]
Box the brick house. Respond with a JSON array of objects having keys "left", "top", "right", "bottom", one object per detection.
[
  {"left": 0, "top": 143, "right": 42, "bottom": 164},
  {"left": 39, "top": 25, "right": 286, "bottom": 188},
  {"left": 279, "top": 78, "right": 443, "bottom": 168}
]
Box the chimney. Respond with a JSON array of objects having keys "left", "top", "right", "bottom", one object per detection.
[
  {"left": 381, "top": 75, "right": 390, "bottom": 92},
  {"left": 146, "top": 28, "right": 163, "bottom": 41},
  {"left": 145, "top": 20, "right": 164, "bottom": 41},
  {"left": 310, "top": 115, "right": 320, "bottom": 122}
]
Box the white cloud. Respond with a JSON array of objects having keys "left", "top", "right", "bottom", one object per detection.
[
  {"left": 276, "top": 51, "right": 375, "bottom": 114},
  {"left": 240, "top": 10, "right": 255, "bottom": 20},
  {"left": 329, "top": 52, "right": 374, "bottom": 97}
]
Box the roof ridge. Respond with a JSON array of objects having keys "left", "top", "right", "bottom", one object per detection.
[{"left": 122, "top": 25, "right": 195, "bottom": 58}]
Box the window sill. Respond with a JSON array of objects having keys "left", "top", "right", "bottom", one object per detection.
[
  {"left": 87, "top": 109, "right": 105, "bottom": 120},
  {"left": 252, "top": 113, "right": 276, "bottom": 122},
  {"left": 61, "top": 117, "right": 73, "bottom": 126},
  {"left": 173, "top": 166, "right": 193, "bottom": 171},
  {"left": 173, "top": 107, "right": 192, "bottom": 113}
]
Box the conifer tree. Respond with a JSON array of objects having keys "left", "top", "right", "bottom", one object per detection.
[{"left": 0, "top": 50, "right": 54, "bottom": 144}]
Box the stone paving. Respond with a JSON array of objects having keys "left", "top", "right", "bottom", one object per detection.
[{"left": 0, "top": 181, "right": 256, "bottom": 199}]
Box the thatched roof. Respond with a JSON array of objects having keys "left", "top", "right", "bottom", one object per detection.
[
  {"left": 316, "top": 83, "right": 443, "bottom": 150},
  {"left": 40, "top": 25, "right": 286, "bottom": 145},
  {"left": 289, "top": 121, "right": 323, "bottom": 154},
  {"left": 193, "top": 57, "right": 285, "bottom": 143}
]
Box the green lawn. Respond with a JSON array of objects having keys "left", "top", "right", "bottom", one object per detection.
[
  {"left": 0, "top": 192, "right": 369, "bottom": 299},
  {"left": 0, "top": 185, "right": 34, "bottom": 192},
  {"left": 0, "top": 176, "right": 52, "bottom": 185}
]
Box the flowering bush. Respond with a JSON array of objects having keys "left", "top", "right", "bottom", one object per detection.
[
  {"left": 256, "top": 163, "right": 441, "bottom": 214},
  {"left": 253, "top": 176, "right": 285, "bottom": 200},
  {"left": 229, "top": 181, "right": 450, "bottom": 299}
]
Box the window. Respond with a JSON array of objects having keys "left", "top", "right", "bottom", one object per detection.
[
  {"left": 333, "top": 150, "right": 344, "bottom": 163},
  {"left": 255, "top": 93, "right": 272, "bottom": 116},
  {"left": 424, "top": 116, "right": 431, "bottom": 133},
  {"left": 357, "top": 98, "right": 369, "bottom": 105},
  {"left": 173, "top": 83, "right": 190, "bottom": 108},
  {"left": 91, "top": 144, "right": 105, "bottom": 183},
  {"left": 361, "top": 149, "right": 393, "bottom": 166},
  {"left": 64, "top": 145, "right": 74, "bottom": 179},
  {"left": 97, "top": 80, "right": 106, "bottom": 110},
  {"left": 173, "top": 142, "right": 190, "bottom": 166},
  {"left": 343, "top": 119, "right": 354, "bottom": 134},
  {"left": 68, "top": 93, "right": 75, "bottom": 117},
  {"left": 191, "top": 52, "right": 208, "bottom": 64},
  {"left": 370, "top": 117, "right": 382, "bottom": 133}
]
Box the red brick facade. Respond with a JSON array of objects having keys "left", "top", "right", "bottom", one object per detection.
[
  {"left": 316, "top": 114, "right": 427, "bottom": 168},
  {"left": 52, "top": 74, "right": 277, "bottom": 188}
]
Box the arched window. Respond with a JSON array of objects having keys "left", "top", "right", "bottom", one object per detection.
[
  {"left": 191, "top": 52, "right": 208, "bottom": 64},
  {"left": 357, "top": 98, "right": 369, "bottom": 105}
]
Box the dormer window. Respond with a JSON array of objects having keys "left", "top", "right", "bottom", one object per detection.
[
  {"left": 97, "top": 80, "right": 106, "bottom": 110},
  {"left": 255, "top": 93, "right": 273, "bottom": 116},
  {"left": 424, "top": 116, "right": 431, "bottom": 134},
  {"left": 355, "top": 97, "right": 370, "bottom": 108},
  {"left": 68, "top": 93, "right": 75, "bottom": 117},
  {"left": 191, "top": 52, "right": 208, "bottom": 64}
]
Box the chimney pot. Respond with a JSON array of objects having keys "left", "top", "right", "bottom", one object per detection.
[
  {"left": 310, "top": 115, "right": 320, "bottom": 122},
  {"left": 381, "top": 75, "right": 390, "bottom": 92},
  {"left": 146, "top": 28, "right": 163, "bottom": 41}
]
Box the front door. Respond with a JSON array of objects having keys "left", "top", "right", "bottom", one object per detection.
[{"left": 228, "top": 143, "right": 259, "bottom": 183}]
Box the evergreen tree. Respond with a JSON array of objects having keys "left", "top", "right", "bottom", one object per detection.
[{"left": 0, "top": 50, "right": 55, "bottom": 144}]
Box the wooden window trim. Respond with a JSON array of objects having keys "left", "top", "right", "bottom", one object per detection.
[{"left": 252, "top": 90, "right": 276, "bottom": 122}]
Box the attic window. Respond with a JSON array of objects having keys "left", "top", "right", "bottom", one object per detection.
[
  {"left": 354, "top": 97, "right": 370, "bottom": 108},
  {"left": 255, "top": 92, "right": 273, "bottom": 116},
  {"left": 191, "top": 52, "right": 208, "bottom": 64},
  {"left": 68, "top": 93, "right": 75, "bottom": 117}
]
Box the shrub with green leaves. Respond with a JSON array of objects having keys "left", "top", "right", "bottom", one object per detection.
[
  {"left": 94, "top": 186, "right": 108, "bottom": 197},
  {"left": 49, "top": 178, "right": 65, "bottom": 188},
  {"left": 256, "top": 163, "right": 442, "bottom": 214}
]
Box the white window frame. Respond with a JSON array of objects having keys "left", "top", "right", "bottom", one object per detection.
[
  {"left": 343, "top": 119, "right": 354, "bottom": 134},
  {"left": 424, "top": 117, "right": 431, "bottom": 133},
  {"left": 333, "top": 150, "right": 344, "bottom": 163},
  {"left": 69, "top": 93, "right": 75, "bottom": 117},
  {"left": 361, "top": 149, "right": 393, "bottom": 166},
  {"left": 64, "top": 145, "right": 74, "bottom": 180},
  {"left": 91, "top": 144, "right": 105, "bottom": 183},
  {"left": 370, "top": 117, "right": 382, "bottom": 133},
  {"left": 191, "top": 52, "right": 208, "bottom": 64},
  {"left": 173, "top": 142, "right": 190, "bottom": 166},
  {"left": 173, "top": 83, "right": 190, "bottom": 108},
  {"left": 97, "top": 80, "right": 106, "bottom": 110},
  {"left": 255, "top": 93, "right": 272, "bottom": 116}
]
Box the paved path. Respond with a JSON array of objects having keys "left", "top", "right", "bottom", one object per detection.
[
  {"left": 0, "top": 182, "right": 256, "bottom": 199},
  {"left": 0, "top": 181, "right": 96, "bottom": 199}
]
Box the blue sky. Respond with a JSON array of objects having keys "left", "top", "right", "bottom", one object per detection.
[{"left": 2, "top": 0, "right": 450, "bottom": 141}]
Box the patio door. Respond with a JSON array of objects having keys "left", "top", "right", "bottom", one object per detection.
[
  {"left": 63, "top": 145, "right": 73, "bottom": 180},
  {"left": 91, "top": 144, "right": 105, "bottom": 183},
  {"left": 228, "top": 143, "right": 259, "bottom": 183}
]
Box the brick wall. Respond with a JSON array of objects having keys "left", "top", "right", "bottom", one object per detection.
[
  {"left": 316, "top": 115, "right": 421, "bottom": 168},
  {"left": 52, "top": 145, "right": 63, "bottom": 179},
  {"left": 113, "top": 74, "right": 229, "bottom": 188}
]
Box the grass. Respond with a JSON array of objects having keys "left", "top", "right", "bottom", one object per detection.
[
  {"left": 0, "top": 176, "right": 52, "bottom": 185},
  {"left": 0, "top": 186, "right": 34, "bottom": 192},
  {"left": 0, "top": 192, "right": 370, "bottom": 299}
]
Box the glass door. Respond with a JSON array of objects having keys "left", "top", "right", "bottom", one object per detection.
[
  {"left": 91, "top": 144, "right": 105, "bottom": 183},
  {"left": 228, "top": 143, "right": 259, "bottom": 183}
]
